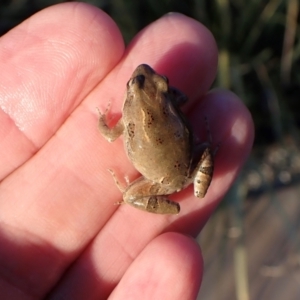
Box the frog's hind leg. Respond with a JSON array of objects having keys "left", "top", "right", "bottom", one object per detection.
[
  {"left": 127, "top": 194, "right": 180, "bottom": 215},
  {"left": 108, "top": 170, "right": 180, "bottom": 214},
  {"left": 123, "top": 177, "right": 180, "bottom": 214},
  {"left": 192, "top": 147, "right": 214, "bottom": 198},
  {"left": 192, "top": 117, "right": 219, "bottom": 198}
]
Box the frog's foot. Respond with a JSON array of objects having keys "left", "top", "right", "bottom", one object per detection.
[
  {"left": 96, "top": 102, "right": 111, "bottom": 128},
  {"left": 96, "top": 101, "right": 111, "bottom": 116},
  {"left": 108, "top": 169, "right": 136, "bottom": 207},
  {"left": 97, "top": 103, "right": 124, "bottom": 142},
  {"left": 108, "top": 169, "right": 127, "bottom": 192}
]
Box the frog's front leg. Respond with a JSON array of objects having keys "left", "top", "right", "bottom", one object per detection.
[
  {"left": 169, "top": 86, "right": 188, "bottom": 107},
  {"left": 97, "top": 107, "right": 124, "bottom": 142},
  {"left": 109, "top": 171, "right": 180, "bottom": 214}
]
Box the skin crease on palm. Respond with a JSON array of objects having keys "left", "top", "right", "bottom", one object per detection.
[{"left": 0, "top": 3, "right": 254, "bottom": 300}]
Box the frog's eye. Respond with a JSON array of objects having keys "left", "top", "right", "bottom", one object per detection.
[
  {"left": 162, "top": 75, "right": 169, "bottom": 84},
  {"left": 132, "top": 74, "right": 145, "bottom": 88}
]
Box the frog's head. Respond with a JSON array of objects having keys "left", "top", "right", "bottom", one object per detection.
[{"left": 128, "top": 64, "right": 169, "bottom": 97}]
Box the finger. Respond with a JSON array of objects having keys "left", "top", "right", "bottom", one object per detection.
[
  {"left": 0, "top": 2, "right": 124, "bottom": 178},
  {"left": 180, "top": 88, "right": 254, "bottom": 234},
  {"left": 109, "top": 233, "right": 203, "bottom": 300},
  {"left": 90, "top": 12, "right": 218, "bottom": 116},
  {"left": 48, "top": 233, "right": 203, "bottom": 300},
  {"left": 0, "top": 3, "right": 124, "bottom": 298},
  {"left": 47, "top": 90, "right": 252, "bottom": 297}
]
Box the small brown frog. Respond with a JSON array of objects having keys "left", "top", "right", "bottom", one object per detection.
[{"left": 98, "top": 64, "right": 214, "bottom": 214}]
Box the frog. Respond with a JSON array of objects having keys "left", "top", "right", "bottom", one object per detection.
[{"left": 97, "top": 64, "right": 214, "bottom": 214}]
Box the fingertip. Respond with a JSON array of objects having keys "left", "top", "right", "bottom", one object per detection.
[
  {"left": 0, "top": 2, "right": 125, "bottom": 176},
  {"left": 121, "top": 13, "right": 218, "bottom": 100},
  {"left": 197, "top": 88, "right": 254, "bottom": 155},
  {"left": 110, "top": 232, "right": 203, "bottom": 300},
  {"left": 188, "top": 88, "right": 254, "bottom": 206}
]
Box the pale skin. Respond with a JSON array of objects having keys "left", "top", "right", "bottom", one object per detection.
[{"left": 0, "top": 3, "right": 254, "bottom": 300}]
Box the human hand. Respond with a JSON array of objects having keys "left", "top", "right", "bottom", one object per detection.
[{"left": 0, "top": 3, "right": 254, "bottom": 299}]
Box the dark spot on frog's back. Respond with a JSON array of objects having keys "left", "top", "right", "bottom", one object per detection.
[
  {"left": 174, "top": 160, "right": 181, "bottom": 169},
  {"left": 156, "top": 137, "right": 163, "bottom": 145},
  {"left": 174, "top": 130, "right": 183, "bottom": 139},
  {"left": 124, "top": 94, "right": 134, "bottom": 107},
  {"left": 146, "top": 109, "right": 154, "bottom": 127},
  {"left": 162, "top": 103, "right": 170, "bottom": 117},
  {"left": 127, "top": 122, "right": 135, "bottom": 138}
]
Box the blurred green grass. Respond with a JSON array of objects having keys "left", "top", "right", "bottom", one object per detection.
[{"left": 1, "top": 1, "right": 299, "bottom": 299}]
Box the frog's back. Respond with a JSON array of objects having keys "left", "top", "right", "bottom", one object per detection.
[
  {"left": 122, "top": 63, "right": 193, "bottom": 182},
  {"left": 124, "top": 100, "right": 192, "bottom": 181}
]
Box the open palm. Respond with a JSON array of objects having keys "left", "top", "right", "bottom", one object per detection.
[{"left": 0, "top": 3, "right": 253, "bottom": 300}]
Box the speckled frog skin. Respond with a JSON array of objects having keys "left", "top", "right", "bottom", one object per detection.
[{"left": 98, "top": 64, "right": 214, "bottom": 214}]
